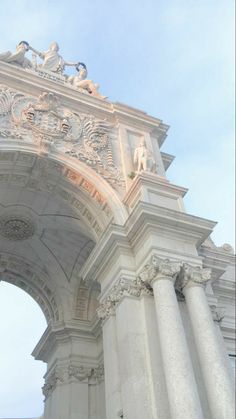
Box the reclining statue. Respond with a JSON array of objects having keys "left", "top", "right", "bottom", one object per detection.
[
  {"left": 0, "top": 41, "right": 32, "bottom": 68},
  {"left": 67, "top": 64, "right": 106, "bottom": 99}
]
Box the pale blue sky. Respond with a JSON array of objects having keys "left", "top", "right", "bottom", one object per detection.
[{"left": 0, "top": 0, "right": 235, "bottom": 417}]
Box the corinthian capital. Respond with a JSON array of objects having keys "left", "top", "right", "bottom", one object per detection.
[
  {"left": 177, "top": 264, "right": 211, "bottom": 291},
  {"left": 138, "top": 255, "right": 181, "bottom": 286},
  {"left": 97, "top": 276, "right": 152, "bottom": 321}
]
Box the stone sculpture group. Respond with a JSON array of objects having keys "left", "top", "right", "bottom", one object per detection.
[{"left": 0, "top": 41, "right": 105, "bottom": 99}]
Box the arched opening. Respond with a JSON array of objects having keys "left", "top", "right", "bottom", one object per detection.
[{"left": 0, "top": 281, "right": 47, "bottom": 418}]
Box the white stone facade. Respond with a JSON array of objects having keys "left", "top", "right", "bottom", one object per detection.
[{"left": 0, "top": 52, "right": 235, "bottom": 419}]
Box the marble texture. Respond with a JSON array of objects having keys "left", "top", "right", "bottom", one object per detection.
[{"left": 0, "top": 58, "right": 235, "bottom": 419}]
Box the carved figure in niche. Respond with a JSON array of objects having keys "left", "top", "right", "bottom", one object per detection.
[
  {"left": 67, "top": 64, "right": 106, "bottom": 99},
  {"left": 28, "top": 42, "right": 78, "bottom": 74},
  {"left": 0, "top": 41, "right": 32, "bottom": 68},
  {"left": 133, "top": 138, "right": 156, "bottom": 173}
]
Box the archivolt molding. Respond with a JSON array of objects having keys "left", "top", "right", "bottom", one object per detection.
[
  {"left": 0, "top": 149, "right": 127, "bottom": 228},
  {"left": 0, "top": 252, "right": 61, "bottom": 323}
]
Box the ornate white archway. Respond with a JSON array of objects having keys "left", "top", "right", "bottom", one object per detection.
[{"left": 0, "top": 56, "right": 234, "bottom": 419}]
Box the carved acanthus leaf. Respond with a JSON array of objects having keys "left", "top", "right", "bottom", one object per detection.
[
  {"left": 177, "top": 263, "right": 212, "bottom": 290},
  {"left": 0, "top": 87, "right": 124, "bottom": 189},
  {"left": 138, "top": 256, "right": 181, "bottom": 285},
  {"left": 97, "top": 276, "right": 152, "bottom": 321},
  {"left": 42, "top": 362, "right": 104, "bottom": 398}
]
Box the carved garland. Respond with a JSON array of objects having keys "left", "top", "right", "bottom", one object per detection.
[{"left": 42, "top": 363, "right": 104, "bottom": 399}]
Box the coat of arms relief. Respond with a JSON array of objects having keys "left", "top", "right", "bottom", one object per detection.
[{"left": 0, "top": 86, "right": 124, "bottom": 189}]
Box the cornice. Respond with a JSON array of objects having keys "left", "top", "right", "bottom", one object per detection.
[
  {"left": 32, "top": 319, "right": 101, "bottom": 362},
  {"left": 81, "top": 201, "right": 216, "bottom": 282},
  {"left": 161, "top": 151, "right": 175, "bottom": 171},
  {"left": 198, "top": 245, "right": 235, "bottom": 281},
  {"left": 123, "top": 172, "right": 188, "bottom": 208},
  {"left": 0, "top": 62, "right": 166, "bottom": 136}
]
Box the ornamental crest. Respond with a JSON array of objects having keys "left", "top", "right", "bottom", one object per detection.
[{"left": 0, "top": 86, "right": 124, "bottom": 189}]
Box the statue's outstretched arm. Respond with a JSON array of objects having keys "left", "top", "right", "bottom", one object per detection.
[
  {"left": 64, "top": 60, "right": 79, "bottom": 67},
  {"left": 28, "top": 45, "right": 44, "bottom": 59}
]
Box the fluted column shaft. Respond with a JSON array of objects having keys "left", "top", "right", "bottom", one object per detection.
[
  {"left": 180, "top": 264, "right": 235, "bottom": 419},
  {"left": 141, "top": 257, "right": 204, "bottom": 419}
]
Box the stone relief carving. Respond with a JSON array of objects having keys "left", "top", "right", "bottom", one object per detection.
[
  {"left": 0, "top": 41, "right": 106, "bottom": 100},
  {"left": 0, "top": 86, "right": 124, "bottom": 189},
  {"left": 137, "top": 256, "right": 212, "bottom": 301},
  {"left": 211, "top": 305, "right": 226, "bottom": 323},
  {"left": 97, "top": 276, "right": 152, "bottom": 321},
  {"left": 42, "top": 368, "right": 65, "bottom": 399},
  {"left": 43, "top": 363, "right": 104, "bottom": 399},
  {"left": 133, "top": 138, "right": 156, "bottom": 174},
  {"left": 0, "top": 214, "right": 36, "bottom": 240},
  {"left": 176, "top": 263, "right": 212, "bottom": 291},
  {"left": 138, "top": 255, "right": 181, "bottom": 285}
]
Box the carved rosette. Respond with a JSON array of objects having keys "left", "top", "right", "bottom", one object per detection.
[
  {"left": 97, "top": 276, "right": 152, "bottom": 321},
  {"left": 138, "top": 255, "right": 181, "bottom": 286},
  {"left": 43, "top": 363, "right": 104, "bottom": 399},
  {"left": 0, "top": 214, "right": 36, "bottom": 240}
]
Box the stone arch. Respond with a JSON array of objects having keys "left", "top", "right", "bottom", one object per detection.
[
  {"left": 0, "top": 147, "right": 128, "bottom": 322},
  {"left": 0, "top": 252, "right": 62, "bottom": 323}
]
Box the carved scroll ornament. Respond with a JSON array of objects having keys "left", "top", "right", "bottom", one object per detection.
[{"left": 0, "top": 86, "right": 124, "bottom": 189}]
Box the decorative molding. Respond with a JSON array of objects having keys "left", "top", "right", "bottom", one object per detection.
[
  {"left": 43, "top": 362, "right": 104, "bottom": 399},
  {"left": 0, "top": 214, "right": 35, "bottom": 240},
  {"left": 97, "top": 276, "right": 152, "bottom": 321},
  {"left": 176, "top": 263, "right": 212, "bottom": 292},
  {"left": 211, "top": 305, "right": 226, "bottom": 324},
  {"left": 0, "top": 86, "right": 124, "bottom": 189},
  {"left": 138, "top": 255, "right": 181, "bottom": 285},
  {"left": 42, "top": 367, "right": 65, "bottom": 399}
]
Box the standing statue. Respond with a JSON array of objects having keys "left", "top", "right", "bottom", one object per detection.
[
  {"left": 28, "top": 42, "right": 78, "bottom": 74},
  {"left": 67, "top": 64, "right": 106, "bottom": 99},
  {"left": 0, "top": 41, "right": 32, "bottom": 68},
  {"left": 133, "top": 138, "right": 156, "bottom": 173}
]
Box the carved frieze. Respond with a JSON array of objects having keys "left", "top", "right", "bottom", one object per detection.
[
  {"left": 97, "top": 276, "right": 153, "bottom": 321},
  {"left": 43, "top": 362, "right": 104, "bottom": 399},
  {"left": 0, "top": 86, "right": 124, "bottom": 189}
]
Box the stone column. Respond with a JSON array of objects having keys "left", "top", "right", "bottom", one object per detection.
[
  {"left": 97, "top": 301, "right": 122, "bottom": 419},
  {"left": 99, "top": 276, "right": 164, "bottom": 419},
  {"left": 139, "top": 256, "right": 204, "bottom": 419},
  {"left": 115, "top": 280, "right": 156, "bottom": 419},
  {"left": 178, "top": 264, "right": 235, "bottom": 419}
]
